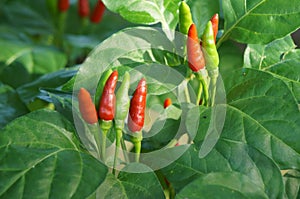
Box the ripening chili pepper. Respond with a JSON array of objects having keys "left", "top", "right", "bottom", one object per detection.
[
  {"left": 78, "top": 88, "right": 98, "bottom": 124},
  {"left": 210, "top": 13, "right": 219, "bottom": 43},
  {"left": 98, "top": 70, "right": 118, "bottom": 121},
  {"left": 128, "top": 78, "right": 147, "bottom": 133},
  {"left": 95, "top": 69, "right": 113, "bottom": 110},
  {"left": 78, "top": 0, "right": 90, "bottom": 18},
  {"left": 179, "top": 1, "right": 193, "bottom": 35},
  {"left": 187, "top": 24, "right": 205, "bottom": 72},
  {"left": 90, "top": 0, "right": 105, "bottom": 23},
  {"left": 202, "top": 21, "right": 219, "bottom": 71},
  {"left": 58, "top": 0, "right": 70, "bottom": 12},
  {"left": 115, "top": 72, "right": 130, "bottom": 130},
  {"left": 164, "top": 98, "right": 172, "bottom": 109}
]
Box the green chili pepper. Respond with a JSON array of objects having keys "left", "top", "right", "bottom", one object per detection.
[
  {"left": 202, "top": 21, "right": 219, "bottom": 106},
  {"left": 95, "top": 69, "right": 113, "bottom": 110},
  {"left": 179, "top": 1, "right": 193, "bottom": 35},
  {"left": 202, "top": 21, "right": 219, "bottom": 71},
  {"left": 115, "top": 72, "right": 130, "bottom": 130}
]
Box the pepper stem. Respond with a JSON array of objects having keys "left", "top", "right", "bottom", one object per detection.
[
  {"left": 131, "top": 131, "right": 143, "bottom": 162},
  {"left": 100, "top": 120, "right": 112, "bottom": 161},
  {"left": 196, "top": 71, "right": 209, "bottom": 106},
  {"left": 112, "top": 128, "right": 123, "bottom": 175},
  {"left": 208, "top": 69, "right": 219, "bottom": 106}
]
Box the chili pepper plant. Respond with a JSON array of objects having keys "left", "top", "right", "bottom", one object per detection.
[{"left": 0, "top": 0, "right": 300, "bottom": 198}]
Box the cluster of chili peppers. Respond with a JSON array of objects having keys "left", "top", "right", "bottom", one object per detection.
[
  {"left": 179, "top": 1, "right": 219, "bottom": 106},
  {"left": 57, "top": 0, "right": 106, "bottom": 24},
  {"left": 78, "top": 70, "right": 147, "bottom": 174}
]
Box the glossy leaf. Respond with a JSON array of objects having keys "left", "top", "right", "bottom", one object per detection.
[
  {"left": 221, "top": 68, "right": 300, "bottom": 169},
  {"left": 102, "top": 0, "right": 181, "bottom": 34},
  {"left": 97, "top": 164, "right": 164, "bottom": 199},
  {"left": 0, "top": 110, "right": 108, "bottom": 198},
  {"left": 162, "top": 143, "right": 283, "bottom": 198},
  {"left": 219, "top": 0, "right": 300, "bottom": 45},
  {"left": 283, "top": 170, "right": 300, "bottom": 199},
  {"left": 244, "top": 35, "right": 300, "bottom": 102},
  {"left": 0, "top": 83, "right": 28, "bottom": 129},
  {"left": 176, "top": 172, "right": 268, "bottom": 199},
  {"left": 16, "top": 67, "right": 77, "bottom": 105}
]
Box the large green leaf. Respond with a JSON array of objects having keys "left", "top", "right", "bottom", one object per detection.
[
  {"left": 97, "top": 164, "right": 165, "bottom": 199},
  {"left": 220, "top": 68, "right": 300, "bottom": 169},
  {"left": 102, "top": 0, "right": 181, "bottom": 36},
  {"left": 162, "top": 143, "right": 283, "bottom": 198},
  {"left": 244, "top": 35, "right": 300, "bottom": 103},
  {"left": 0, "top": 110, "right": 108, "bottom": 198},
  {"left": 176, "top": 172, "right": 268, "bottom": 199},
  {"left": 0, "top": 83, "right": 28, "bottom": 129},
  {"left": 219, "top": 0, "right": 300, "bottom": 45}
]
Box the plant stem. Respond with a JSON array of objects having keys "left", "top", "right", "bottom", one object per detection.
[
  {"left": 196, "top": 72, "right": 209, "bottom": 106},
  {"left": 208, "top": 69, "right": 219, "bottom": 106},
  {"left": 120, "top": 138, "right": 130, "bottom": 163},
  {"left": 131, "top": 131, "right": 143, "bottom": 162},
  {"left": 196, "top": 80, "right": 203, "bottom": 105},
  {"left": 112, "top": 128, "right": 122, "bottom": 175},
  {"left": 100, "top": 120, "right": 112, "bottom": 161}
]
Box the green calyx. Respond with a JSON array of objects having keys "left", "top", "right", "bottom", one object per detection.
[
  {"left": 179, "top": 1, "right": 193, "bottom": 35},
  {"left": 202, "top": 21, "right": 219, "bottom": 71},
  {"left": 115, "top": 72, "right": 130, "bottom": 130}
]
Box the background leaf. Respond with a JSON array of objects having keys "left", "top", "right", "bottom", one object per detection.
[
  {"left": 0, "top": 83, "right": 28, "bottom": 129},
  {"left": 219, "top": 0, "right": 300, "bottom": 45}
]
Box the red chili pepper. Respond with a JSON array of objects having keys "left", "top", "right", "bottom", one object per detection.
[
  {"left": 98, "top": 70, "right": 118, "bottom": 121},
  {"left": 78, "top": 88, "right": 98, "bottom": 124},
  {"left": 187, "top": 23, "right": 205, "bottom": 72},
  {"left": 78, "top": 0, "right": 90, "bottom": 18},
  {"left": 58, "top": 0, "right": 70, "bottom": 12},
  {"left": 128, "top": 78, "right": 147, "bottom": 133},
  {"left": 164, "top": 98, "right": 172, "bottom": 109},
  {"left": 90, "top": 0, "right": 105, "bottom": 23},
  {"left": 210, "top": 13, "right": 219, "bottom": 43}
]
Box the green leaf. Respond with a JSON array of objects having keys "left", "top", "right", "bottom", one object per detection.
[
  {"left": 219, "top": 0, "right": 300, "bottom": 45},
  {"left": 244, "top": 35, "right": 300, "bottom": 103},
  {"left": 176, "top": 172, "right": 268, "bottom": 199},
  {"left": 162, "top": 143, "right": 283, "bottom": 198},
  {"left": 0, "top": 39, "right": 67, "bottom": 76},
  {"left": 102, "top": 0, "right": 181, "bottom": 36},
  {"left": 16, "top": 67, "right": 77, "bottom": 106},
  {"left": 73, "top": 27, "right": 186, "bottom": 97},
  {"left": 284, "top": 170, "right": 300, "bottom": 199},
  {"left": 189, "top": 0, "right": 220, "bottom": 36},
  {"left": 1, "top": 1, "right": 53, "bottom": 35},
  {"left": 0, "top": 110, "right": 108, "bottom": 198},
  {"left": 222, "top": 68, "right": 300, "bottom": 169},
  {"left": 97, "top": 163, "right": 164, "bottom": 199},
  {"left": 0, "top": 83, "right": 28, "bottom": 129}
]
